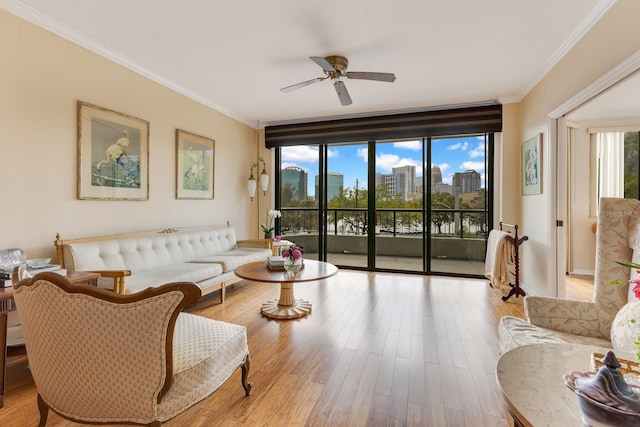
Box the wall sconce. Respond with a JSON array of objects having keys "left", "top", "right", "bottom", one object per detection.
[{"left": 248, "top": 156, "right": 268, "bottom": 201}]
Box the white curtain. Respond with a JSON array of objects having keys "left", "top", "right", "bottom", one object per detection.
[{"left": 595, "top": 131, "right": 625, "bottom": 201}]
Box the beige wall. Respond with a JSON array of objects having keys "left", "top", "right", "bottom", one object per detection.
[
  {"left": 518, "top": 0, "right": 640, "bottom": 295},
  {"left": 1, "top": 10, "right": 264, "bottom": 261},
  {"left": 497, "top": 103, "right": 520, "bottom": 226}
]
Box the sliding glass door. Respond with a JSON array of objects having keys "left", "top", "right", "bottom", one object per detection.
[{"left": 276, "top": 134, "right": 492, "bottom": 277}]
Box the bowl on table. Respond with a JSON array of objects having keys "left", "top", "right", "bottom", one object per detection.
[{"left": 26, "top": 258, "right": 52, "bottom": 269}]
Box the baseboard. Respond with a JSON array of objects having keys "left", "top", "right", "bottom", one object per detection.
[{"left": 569, "top": 269, "right": 595, "bottom": 276}]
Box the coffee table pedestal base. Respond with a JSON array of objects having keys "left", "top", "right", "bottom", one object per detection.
[
  {"left": 261, "top": 299, "right": 311, "bottom": 319},
  {"left": 261, "top": 281, "right": 311, "bottom": 319}
]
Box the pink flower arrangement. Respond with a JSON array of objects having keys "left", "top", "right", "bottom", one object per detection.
[
  {"left": 615, "top": 262, "right": 640, "bottom": 300},
  {"left": 282, "top": 245, "right": 303, "bottom": 262},
  {"left": 633, "top": 279, "right": 640, "bottom": 300}
]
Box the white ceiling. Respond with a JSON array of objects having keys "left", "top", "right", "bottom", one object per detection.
[{"left": 3, "top": 0, "right": 615, "bottom": 127}]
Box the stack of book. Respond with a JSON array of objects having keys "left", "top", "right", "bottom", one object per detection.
[
  {"left": 27, "top": 264, "right": 66, "bottom": 276},
  {"left": 266, "top": 256, "right": 285, "bottom": 271},
  {"left": 1, "top": 269, "right": 13, "bottom": 288}
]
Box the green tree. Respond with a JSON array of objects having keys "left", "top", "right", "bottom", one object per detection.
[
  {"left": 430, "top": 192, "right": 455, "bottom": 235},
  {"left": 625, "top": 131, "right": 640, "bottom": 199}
]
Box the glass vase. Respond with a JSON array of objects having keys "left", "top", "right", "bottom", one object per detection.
[
  {"left": 0, "top": 248, "right": 26, "bottom": 272},
  {"left": 284, "top": 257, "right": 303, "bottom": 274}
]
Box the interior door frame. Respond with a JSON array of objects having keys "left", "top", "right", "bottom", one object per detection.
[{"left": 549, "top": 48, "right": 640, "bottom": 298}]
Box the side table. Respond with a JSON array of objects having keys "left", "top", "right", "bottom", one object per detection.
[
  {"left": 0, "top": 271, "right": 100, "bottom": 408},
  {"left": 496, "top": 342, "right": 636, "bottom": 426}
]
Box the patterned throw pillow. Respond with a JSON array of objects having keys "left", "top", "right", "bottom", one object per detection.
[{"left": 611, "top": 301, "right": 640, "bottom": 352}]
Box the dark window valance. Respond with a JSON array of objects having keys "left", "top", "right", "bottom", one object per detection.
[{"left": 265, "top": 104, "right": 502, "bottom": 147}]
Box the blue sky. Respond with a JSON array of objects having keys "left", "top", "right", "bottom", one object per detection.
[{"left": 281, "top": 135, "right": 486, "bottom": 196}]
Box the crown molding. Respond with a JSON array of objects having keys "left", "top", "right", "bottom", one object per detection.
[
  {"left": 0, "top": 0, "right": 255, "bottom": 127},
  {"left": 550, "top": 48, "right": 640, "bottom": 118},
  {"left": 513, "top": 0, "right": 618, "bottom": 103}
]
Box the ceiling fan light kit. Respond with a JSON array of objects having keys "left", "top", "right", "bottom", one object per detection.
[{"left": 281, "top": 55, "right": 396, "bottom": 106}]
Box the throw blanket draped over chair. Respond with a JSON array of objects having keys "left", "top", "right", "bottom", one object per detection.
[{"left": 485, "top": 229, "right": 515, "bottom": 290}]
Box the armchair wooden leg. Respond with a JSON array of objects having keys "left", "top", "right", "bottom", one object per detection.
[
  {"left": 241, "top": 353, "right": 252, "bottom": 396},
  {"left": 37, "top": 394, "right": 49, "bottom": 427}
]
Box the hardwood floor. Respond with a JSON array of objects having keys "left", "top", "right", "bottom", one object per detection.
[{"left": 0, "top": 271, "right": 592, "bottom": 426}]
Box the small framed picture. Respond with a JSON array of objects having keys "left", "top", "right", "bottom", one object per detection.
[
  {"left": 77, "top": 101, "right": 150, "bottom": 200},
  {"left": 522, "top": 133, "right": 542, "bottom": 195},
  {"left": 176, "top": 129, "right": 215, "bottom": 199}
]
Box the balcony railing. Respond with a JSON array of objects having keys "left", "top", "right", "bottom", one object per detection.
[{"left": 279, "top": 207, "right": 487, "bottom": 239}]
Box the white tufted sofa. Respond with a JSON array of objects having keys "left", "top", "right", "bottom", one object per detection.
[
  {"left": 54, "top": 226, "right": 271, "bottom": 301},
  {"left": 499, "top": 197, "right": 640, "bottom": 354}
]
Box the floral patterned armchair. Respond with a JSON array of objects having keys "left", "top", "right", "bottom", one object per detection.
[
  {"left": 499, "top": 197, "right": 640, "bottom": 353},
  {"left": 13, "top": 272, "right": 251, "bottom": 426}
]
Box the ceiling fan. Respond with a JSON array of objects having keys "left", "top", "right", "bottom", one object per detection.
[{"left": 281, "top": 55, "right": 396, "bottom": 106}]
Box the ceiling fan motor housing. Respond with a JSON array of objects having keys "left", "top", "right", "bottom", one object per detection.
[{"left": 325, "top": 55, "right": 348, "bottom": 78}]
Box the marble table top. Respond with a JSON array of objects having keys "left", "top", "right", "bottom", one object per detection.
[{"left": 496, "top": 342, "right": 635, "bottom": 426}]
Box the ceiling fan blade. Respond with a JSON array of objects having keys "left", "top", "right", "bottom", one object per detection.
[
  {"left": 334, "top": 81, "right": 352, "bottom": 106},
  {"left": 310, "top": 56, "right": 336, "bottom": 73},
  {"left": 346, "top": 71, "right": 396, "bottom": 82},
  {"left": 281, "top": 77, "right": 324, "bottom": 93}
]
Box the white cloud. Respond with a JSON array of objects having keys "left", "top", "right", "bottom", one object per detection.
[
  {"left": 281, "top": 146, "right": 319, "bottom": 163},
  {"left": 357, "top": 147, "right": 368, "bottom": 162},
  {"left": 437, "top": 162, "right": 451, "bottom": 173},
  {"left": 469, "top": 143, "right": 485, "bottom": 158},
  {"left": 461, "top": 161, "right": 485, "bottom": 171},
  {"left": 447, "top": 141, "right": 469, "bottom": 151},
  {"left": 281, "top": 146, "right": 338, "bottom": 163},
  {"left": 393, "top": 140, "right": 421, "bottom": 150},
  {"left": 442, "top": 175, "right": 452, "bottom": 185},
  {"left": 376, "top": 153, "right": 400, "bottom": 172},
  {"left": 375, "top": 153, "right": 420, "bottom": 173}
]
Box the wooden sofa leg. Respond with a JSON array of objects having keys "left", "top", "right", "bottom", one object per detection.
[
  {"left": 37, "top": 394, "right": 49, "bottom": 427},
  {"left": 241, "top": 353, "right": 252, "bottom": 396},
  {"left": 219, "top": 284, "right": 226, "bottom": 304}
]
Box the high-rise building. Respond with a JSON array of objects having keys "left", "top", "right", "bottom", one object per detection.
[
  {"left": 375, "top": 172, "right": 396, "bottom": 198},
  {"left": 431, "top": 165, "right": 443, "bottom": 184},
  {"left": 316, "top": 172, "right": 344, "bottom": 201},
  {"left": 327, "top": 172, "right": 344, "bottom": 201},
  {"left": 452, "top": 169, "right": 481, "bottom": 194},
  {"left": 281, "top": 166, "right": 307, "bottom": 200},
  {"left": 392, "top": 165, "right": 416, "bottom": 201},
  {"left": 434, "top": 182, "right": 453, "bottom": 194},
  {"left": 375, "top": 167, "right": 416, "bottom": 200}
]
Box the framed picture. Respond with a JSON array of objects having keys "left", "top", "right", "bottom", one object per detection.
[
  {"left": 522, "top": 133, "right": 542, "bottom": 195},
  {"left": 77, "top": 101, "right": 149, "bottom": 200},
  {"left": 175, "top": 129, "right": 215, "bottom": 199}
]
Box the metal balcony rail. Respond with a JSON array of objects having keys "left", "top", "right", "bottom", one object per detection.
[{"left": 278, "top": 207, "right": 487, "bottom": 239}]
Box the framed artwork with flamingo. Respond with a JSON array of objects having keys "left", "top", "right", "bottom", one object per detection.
[{"left": 77, "top": 101, "right": 149, "bottom": 200}]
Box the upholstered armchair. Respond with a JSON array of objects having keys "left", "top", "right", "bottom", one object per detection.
[
  {"left": 13, "top": 272, "right": 251, "bottom": 426},
  {"left": 499, "top": 197, "right": 640, "bottom": 353}
]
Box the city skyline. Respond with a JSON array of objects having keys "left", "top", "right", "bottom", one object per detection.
[{"left": 281, "top": 135, "right": 486, "bottom": 197}]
